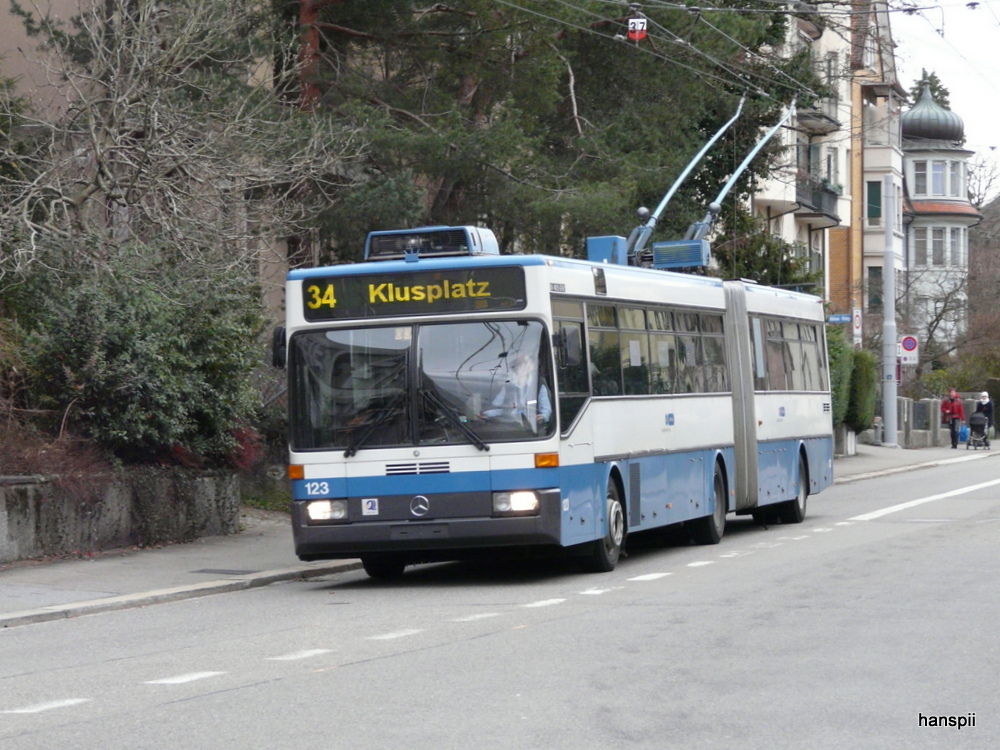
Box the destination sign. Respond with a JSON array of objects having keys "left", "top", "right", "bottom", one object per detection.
[{"left": 302, "top": 267, "right": 526, "bottom": 321}]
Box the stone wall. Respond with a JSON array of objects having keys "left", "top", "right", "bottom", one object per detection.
[{"left": 0, "top": 468, "right": 240, "bottom": 564}]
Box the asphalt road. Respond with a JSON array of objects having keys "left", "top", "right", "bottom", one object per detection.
[{"left": 2, "top": 459, "right": 999, "bottom": 749}]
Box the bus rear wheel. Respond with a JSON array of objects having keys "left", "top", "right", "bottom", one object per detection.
[
  {"left": 587, "top": 481, "right": 625, "bottom": 572},
  {"left": 361, "top": 554, "right": 407, "bottom": 580},
  {"left": 689, "top": 462, "right": 726, "bottom": 545},
  {"left": 776, "top": 460, "right": 808, "bottom": 524}
]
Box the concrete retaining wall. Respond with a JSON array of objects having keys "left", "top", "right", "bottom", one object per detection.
[
  {"left": 857, "top": 397, "right": 978, "bottom": 449},
  {"left": 0, "top": 469, "right": 240, "bottom": 564}
]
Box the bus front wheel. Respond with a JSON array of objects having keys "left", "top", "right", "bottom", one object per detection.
[
  {"left": 362, "top": 554, "right": 407, "bottom": 580},
  {"left": 587, "top": 481, "right": 625, "bottom": 572}
]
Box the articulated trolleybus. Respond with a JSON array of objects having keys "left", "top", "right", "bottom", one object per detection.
[{"left": 275, "top": 226, "right": 833, "bottom": 579}]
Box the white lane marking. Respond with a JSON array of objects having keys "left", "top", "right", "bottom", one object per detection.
[
  {"left": 579, "top": 588, "right": 612, "bottom": 595},
  {"left": 719, "top": 550, "right": 755, "bottom": 558},
  {"left": 522, "top": 599, "right": 566, "bottom": 608},
  {"left": 266, "top": 649, "right": 332, "bottom": 661},
  {"left": 450, "top": 613, "right": 501, "bottom": 622},
  {"left": 812, "top": 527, "right": 834, "bottom": 533},
  {"left": 628, "top": 573, "right": 672, "bottom": 581},
  {"left": 367, "top": 629, "right": 423, "bottom": 640},
  {"left": 144, "top": 672, "right": 224, "bottom": 685},
  {"left": 850, "top": 477, "right": 1000, "bottom": 521},
  {"left": 835, "top": 522, "right": 854, "bottom": 526},
  {"left": 687, "top": 561, "right": 715, "bottom": 568},
  {"left": 791, "top": 535, "right": 809, "bottom": 540},
  {"left": 2, "top": 699, "right": 90, "bottom": 714}
]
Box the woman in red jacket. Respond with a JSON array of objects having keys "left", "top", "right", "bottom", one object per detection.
[{"left": 941, "top": 388, "right": 966, "bottom": 448}]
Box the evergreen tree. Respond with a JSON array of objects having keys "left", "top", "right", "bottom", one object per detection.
[
  {"left": 909, "top": 69, "right": 951, "bottom": 109},
  {"left": 286, "top": 0, "right": 821, "bottom": 262},
  {"left": 709, "top": 206, "right": 821, "bottom": 291}
]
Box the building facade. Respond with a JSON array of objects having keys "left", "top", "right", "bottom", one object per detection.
[{"left": 898, "top": 85, "right": 981, "bottom": 349}]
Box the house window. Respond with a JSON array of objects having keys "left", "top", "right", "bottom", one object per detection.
[
  {"left": 868, "top": 266, "right": 882, "bottom": 310},
  {"left": 932, "top": 228, "right": 945, "bottom": 265},
  {"left": 866, "top": 181, "right": 882, "bottom": 225},
  {"left": 951, "top": 227, "right": 963, "bottom": 266},
  {"left": 932, "top": 161, "right": 946, "bottom": 196},
  {"left": 825, "top": 147, "right": 838, "bottom": 185},
  {"left": 914, "top": 227, "right": 927, "bottom": 266},
  {"left": 950, "top": 162, "right": 962, "bottom": 198},
  {"left": 914, "top": 161, "right": 927, "bottom": 195}
]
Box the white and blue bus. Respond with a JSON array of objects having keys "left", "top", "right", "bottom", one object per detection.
[{"left": 274, "top": 226, "right": 833, "bottom": 578}]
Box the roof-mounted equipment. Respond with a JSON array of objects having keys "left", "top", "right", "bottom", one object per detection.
[{"left": 364, "top": 226, "right": 500, "bottom": 262}]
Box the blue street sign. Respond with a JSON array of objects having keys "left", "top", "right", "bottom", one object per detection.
[{"left": 827, "top": 314, "right": 851, "bottom": 324}]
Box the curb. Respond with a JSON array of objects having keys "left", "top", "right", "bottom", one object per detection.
[
  {"left": 0, "top": 559, "right": 363, "bottom": 629},
  {"left": 834, "top": 448, "right": 997, "bottom": 484}
]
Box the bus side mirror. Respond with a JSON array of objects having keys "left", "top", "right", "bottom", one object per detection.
[
  {"left": 272, "top": 326, "right": 286, "bottom": 368},
  {"left": 557, "top": 326, "right": 582, "bottom": 367}
]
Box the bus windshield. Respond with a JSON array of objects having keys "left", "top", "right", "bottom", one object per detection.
[{"left": 289, "top": 320, "right": 555, "bottom": 452}]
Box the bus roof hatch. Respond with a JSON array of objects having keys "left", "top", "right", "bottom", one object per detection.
[{"left": 364, "top": 226, "right": 500, "bottom": 262}]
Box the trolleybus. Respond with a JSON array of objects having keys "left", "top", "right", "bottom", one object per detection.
[{"left": 273, "top": 225, "right": 833, "bottom": 578}]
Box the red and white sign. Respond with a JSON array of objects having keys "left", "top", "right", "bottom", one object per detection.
[
  {"left": 628, "top": 18, "right": 647, "bottom": 41},
  {"left": 899, "top": 335, "right": 919, "bottom": 365}
]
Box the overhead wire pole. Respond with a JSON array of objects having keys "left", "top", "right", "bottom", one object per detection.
[
  {"left": 881, "top": 174, "right": 899, "bottom": 448},
  {"left": 688, "top": 98, "right": 796, "bottom": 242},
  {"left": 628, "top": 95, "right": 746, "bottom": 256}
]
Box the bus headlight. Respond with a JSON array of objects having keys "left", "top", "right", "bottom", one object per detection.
[
  {"left": 493, "top": 491, "right": 539, "bottom": 516},
  {"left": 306, "top": 499, "right": 348, "bottom": 522}
]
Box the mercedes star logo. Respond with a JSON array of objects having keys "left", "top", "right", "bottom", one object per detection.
[{"left": 410, "top": 495, "right": 430, "bottom": 517}]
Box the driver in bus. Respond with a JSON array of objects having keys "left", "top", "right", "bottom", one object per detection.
[{"left": 480, "top": 352, "right": 552, "bottom": 429}]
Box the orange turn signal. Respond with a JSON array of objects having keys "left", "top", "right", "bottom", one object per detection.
[
  {"left": 534, "top": 453, "right": 559, "bottom": 468},
  {"left": 287, "top": 465, "right": 305, "bottom": 480}
]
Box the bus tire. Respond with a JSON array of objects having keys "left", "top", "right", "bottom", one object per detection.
[
  {"left": 587, "top": 481, "right": 625, "bottom": 572},
  {"left": 362, "top": 554, "right": 407, "bottom": 580},
  {"left": 689, "top": 462, "right": 727, "bottom": 545},
  {"left": 777, "top": 459, "right": 808, "bottom": 524}
]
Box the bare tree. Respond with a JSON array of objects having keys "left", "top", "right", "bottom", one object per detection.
[
  {"left": 0, "top": 0, "right": 369, "bottom": 282},
  {"left": 897, "top": 267, "right": 973, "bottom": 372},
  {"left": 968, "top": 153, "right": 1000, "bottom": 210}
]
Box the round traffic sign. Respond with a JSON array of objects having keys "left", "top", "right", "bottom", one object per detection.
[{"left": 901, "top": 335, "right": 918, "bottom": 352}]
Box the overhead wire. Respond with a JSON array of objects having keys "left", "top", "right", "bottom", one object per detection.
[
  {"left": 563, "top": 0, "right": 818, "bottom": 97},
  {"left": 495, "top": 0, "right": 817, "bottom": 100}
]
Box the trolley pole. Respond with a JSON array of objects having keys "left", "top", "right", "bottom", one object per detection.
[{"left": 881, "top": 175, "right": 899, "bottom": 447}]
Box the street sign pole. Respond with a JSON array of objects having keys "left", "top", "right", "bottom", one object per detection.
[{"left": 882, "top": 175, "right": 898, "bottom": 448}]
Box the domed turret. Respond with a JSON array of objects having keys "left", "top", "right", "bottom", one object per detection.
[{"left": 902, "top": 83, "right": 964, "bottom": 142}]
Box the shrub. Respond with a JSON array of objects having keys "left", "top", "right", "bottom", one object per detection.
[
  {"left": 846, "top": 347, "right": 878, "bottom": 433},
  {"left": 827, "top": 325, "right": 853, "bottom": 427},
  {"left": 13, "top": 248, "right": 265, "bottom": 466}
]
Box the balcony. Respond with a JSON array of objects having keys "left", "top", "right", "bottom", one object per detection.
[
  {"left": 798, "top": 97, "right": 840, "bottom": 135},
  {"left": 795, "top": 178, "right": 841, "bottom": 228},
  {"left": 792, "top": 1, "right": 824, "bottom": 40}
]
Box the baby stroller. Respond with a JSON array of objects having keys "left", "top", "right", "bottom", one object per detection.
[{"left": 967, "top": 412, "right": 990, "bottom": 450}]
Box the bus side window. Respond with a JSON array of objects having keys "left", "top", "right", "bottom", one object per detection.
[
  {"left": 750, "top": 317, "right": 767, "bottom": 391},
  {"left": 589, "top": 329, "right": 621, "bottom": 396},
  {"left": 649, "top": 333, "right": 676, "bottom": 394},
  {"left": 555, "top": 320, "right": 588, "bottom": 426}
]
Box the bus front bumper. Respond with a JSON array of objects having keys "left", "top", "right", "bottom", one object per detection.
[{"left": 292, "top": 488, "right": 563, "bottom": 561}]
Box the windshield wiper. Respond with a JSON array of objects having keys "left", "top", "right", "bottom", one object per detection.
[
  {"left": 344, "top": 391, "right": 407, "bottom": 458},
  {"left": 421, "top": 388, "right": 489, "bottom": 452}
]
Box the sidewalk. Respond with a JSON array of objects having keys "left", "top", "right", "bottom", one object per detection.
[{"left": 1, "top": 444, "right": 996, "bottom": 628}]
